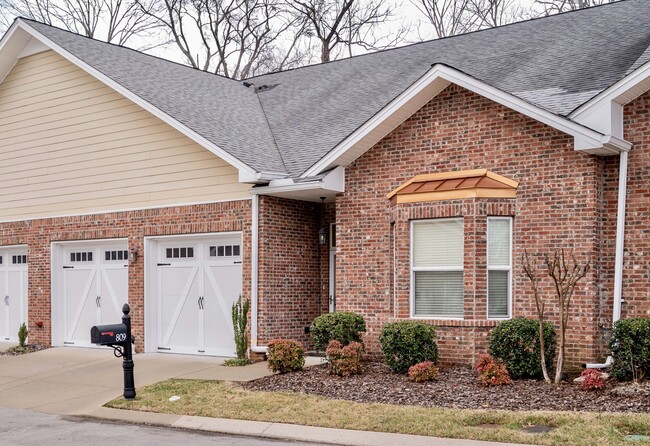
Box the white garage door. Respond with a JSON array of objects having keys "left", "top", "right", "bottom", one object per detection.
[
  {"left": 55, "top": 240, "right": 128, "bottom": 348},
  {"left": 153, "top": 234, "right": 242, "bottom": 356},
  {"left": 0, "top": 247, "right": 28, "bottom": 342}
]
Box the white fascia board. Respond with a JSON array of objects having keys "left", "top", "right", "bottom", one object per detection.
[
  {"left": 251, "top": 166, "right": 345, "bottom": 196},
  {"left": 0, "top": 23, "right": 30, "bottom": 84},
  {"left": 238, "top": 170, "right": 289, "bottom": 184},
  {"left": 302, "top": 64, "right": 625, "bottom": 178},
  {"left": 12, "top": 20, "right": 257, "bottom": 178}
]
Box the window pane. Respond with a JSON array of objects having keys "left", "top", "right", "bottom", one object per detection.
[
  {"left": 413, "top": 219, "right": 464, "bottom": 267},
  {"left": 488, "top": 270, "right": 509, "bottom": 318},
  {"left": 414, "top": 271, "right": 464, "bottom": 317},
  {"left": 488, "top": 219, "right": 511, "bottom": 266}
]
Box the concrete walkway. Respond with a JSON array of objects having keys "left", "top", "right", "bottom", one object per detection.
[{"left": 0, "top": 348, "right": 527, "bottom": 446}]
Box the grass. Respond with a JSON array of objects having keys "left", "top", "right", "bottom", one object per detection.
[
  {"left": 222, "top": 358, "right": 255, "bottom": 367},
  {"left": 106, "top": 379, "right": 650, "bottom": 445}
]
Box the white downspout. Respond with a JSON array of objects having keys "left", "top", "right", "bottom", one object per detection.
[
  {"left": 250, "top": 194, "right": 267, "bottom": 354},
  {"left": 584, "top": 149, "right": 629, "bottom": 369}
]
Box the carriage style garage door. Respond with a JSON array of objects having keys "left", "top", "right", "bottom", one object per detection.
[
  {"left": 147, "top": 233, "right": 242, "bottom": 357},
  {"left": 52, "top": 240, "right": 128, "bottom": 348},
  {"left": 0, "top": 246, "right": 28, "bottom": 342}
]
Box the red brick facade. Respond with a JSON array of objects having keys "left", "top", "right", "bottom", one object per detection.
[{"left": 0, "top": 200, "right": 252, "bottom": 351}]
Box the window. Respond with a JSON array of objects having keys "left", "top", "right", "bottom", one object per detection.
[
  {"left": 209, "top": 245, "right": 240, "bottom": 257},
  {"left": 165, "top": 247, "right": 194, "bottom": 259},
  {"left": 105, "top": 250, "right": 128, "bottom": 261},
  {"left": 487, "top": 217, "right": 512, "bottom": 319},
  {"left": 69, "top": 252, "right": 91, "bottom": 263},
  {"left": 411, "top": 218, "right": 464, "bottom": 318}
]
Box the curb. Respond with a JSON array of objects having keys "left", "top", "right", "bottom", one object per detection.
[{"left": 82, "top": 407, "right": 531, "bottom": 446}]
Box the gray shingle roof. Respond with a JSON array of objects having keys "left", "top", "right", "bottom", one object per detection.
[{"left": 16, "top": 0, "right": 650, "bottom": 177}]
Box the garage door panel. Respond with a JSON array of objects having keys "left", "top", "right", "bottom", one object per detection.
[
  {"left": 0, "top": 249, "right": 28, "bottom": 342},
  {"left": 0, "top": 266, "right": 7, "bottom": 339},
  {"left": 7, "top": 270, "right": 26, "bottom": 340},
  {"left": 159, "top": 264, "right": 200, "bottom": 350},
  {"left": 204, "top": 264, "right": 239, "bottom": 354},
  {"left": 100, "top": 267, "right": 127, "bottom": 324},
  {"left": 64, "top": 268, "right": 98, "bottom": 344}
]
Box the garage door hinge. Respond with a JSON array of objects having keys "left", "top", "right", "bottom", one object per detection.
[
  {"left": 63, "top": 266, "right": 74, "bottom": 269},
  {"left": 157, "top": 263, "right": 171, "bottom": 266},
  {"left": 233, "top": 261, "right": 242, "bottom": 264},
  {"left": 157, "top": 347, "right": 171, "bottom": 351}
]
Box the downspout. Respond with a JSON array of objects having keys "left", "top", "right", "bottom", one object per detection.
[
  {"left": 250, "top": 194, "right": 267, "bottom": 354},
  {"left": 584, "top": 149, "right": 629, "bottom": 369}
]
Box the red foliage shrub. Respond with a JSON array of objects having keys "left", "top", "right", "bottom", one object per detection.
[
  {"left": 408, "top": 361, "right": 439, "bottom": 382},
  {"left": 326, "top": 340, "right": 363, "bottom": 377},
  {"left": 476, "top": 353, "right": 511, "bottom": 386},
  {"left": 579, "top": 369, "right": 607, "bottom": 391},
  {"left": 267, "top": 339, "right": 305, "bottom": 374}
]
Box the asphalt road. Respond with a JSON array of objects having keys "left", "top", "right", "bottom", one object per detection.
[{"left": 0, "top": 408, "right": 324, "bottom": 446}]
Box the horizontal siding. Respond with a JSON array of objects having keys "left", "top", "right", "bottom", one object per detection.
[{"left": 0, "top": 51, "right": 251, "bottom": 221}]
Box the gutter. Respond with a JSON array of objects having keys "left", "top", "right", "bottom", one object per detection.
[
  {"left": 249, "top": 194, "right": 267, "bottom": 354},
  {"left": 583, "top": 150, "right": 630, "bottom": 369}
]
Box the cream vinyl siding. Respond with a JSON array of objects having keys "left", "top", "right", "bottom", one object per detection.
[{"left": 0, "top": 50, "right": 251, "bottom": 221}]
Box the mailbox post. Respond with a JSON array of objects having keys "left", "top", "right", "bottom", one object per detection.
[{"left": 90, "top": 303, "right": 136, "bottom": 399}]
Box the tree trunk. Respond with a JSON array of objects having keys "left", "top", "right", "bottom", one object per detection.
[
  {"left": 554, "top": 325, "right": 564, "bottom": 384},
  {"left": 538, "top": 321, "right": 551, "bottom": 383}
]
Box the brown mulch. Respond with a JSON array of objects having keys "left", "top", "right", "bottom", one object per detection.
[
  {"left": 241, "top": 361, "right": 650, "bottom": 413},
  {"left": 0, "top": 344, "right": 48, "bottom": 356}
]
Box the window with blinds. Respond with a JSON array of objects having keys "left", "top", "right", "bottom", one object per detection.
[
  {"left": 487, "top": 217, "right": 512, "bottom": 318},
  {"left": 411, "top": 218, "right": 464, "bottom": 318}
]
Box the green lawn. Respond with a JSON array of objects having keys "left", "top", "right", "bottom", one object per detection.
[{"left": 106, "top": 379, "right": 650, "bottom": 445}]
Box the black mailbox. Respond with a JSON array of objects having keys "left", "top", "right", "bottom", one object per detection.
[{"left": 91, "top": 323, "right": 128, "bottom": 346}]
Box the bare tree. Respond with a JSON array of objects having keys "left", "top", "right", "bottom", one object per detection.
[
  {"left": 412, "top": 0, "right": 476, "bottom": 38},
  {"left": 535, "top": 0, "right": 615, "bottom": 15},
  {"left": 522, "top": 250, "right": 552, "bottom": 384},
  {"left": 0, "top": 0, "right": 160, "bottom": 47},
  {"left": 289, "top": 0, "right": 405, "bottom": 63},
  {"left": 544, "top": 249, "right": 590, "bottom": 384},
  {"left": 468, "top": 0, "right": 523, "bottom": 28},
  {"left": 140, "top": 0, "right": 305, "bottom": 78}
]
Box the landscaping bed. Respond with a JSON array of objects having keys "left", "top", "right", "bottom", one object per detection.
[
  {"left": 0, "top": 344, "right": 47, "bottom": 356},
  {"left": 242, "top": 361, "right": 650, "bottom": 413}
]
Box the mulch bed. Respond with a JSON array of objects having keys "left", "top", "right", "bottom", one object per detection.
[
  {"left": 0, "top": 344, "right": 48, "bottom": 356},
  {"left": 241, "top": 361, "right": 650, "bottom": 413}
]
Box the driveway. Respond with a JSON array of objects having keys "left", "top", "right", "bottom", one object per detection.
[{"left": 0, "top": 347, "right": 283, "bottom": 415}]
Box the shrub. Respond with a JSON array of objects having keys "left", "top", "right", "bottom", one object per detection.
[
  {"left": 231, "top": 295, "right": 250, "bottom": 360},
  {"left": 326, "top": 340, "right": 363, "bottom": 377},
  {"left": 476, "top": 354, "right": 511, "bottom": 386},
  {"left": 223, "top": 358, "right": 253, "bottom": 367},
  {"left": 408, "top": 361, "right": 439, "bottom": 383},
  {"left": 18, "top": 323, "right": 28, "bottom": 348},
  {"left": 579, "top": 369, "right": 607, "bottom": 391},
  {"left": 267, "top": 340, "right": 305, "bottom": 373},
  {"left": 610, "top": 318, "right": 650, "bottom": 382},
  {"left": 379, "top": 321, "right": 438, "bottom": 373},
  {"left": 489, "top": 317, "right": 556, "bottom": 379},
  {"left": 310, "top": 312, "right": 366, "bottom": 352}
]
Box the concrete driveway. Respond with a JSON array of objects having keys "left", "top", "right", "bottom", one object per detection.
[{"left": 0, "top": 347, "right": 284, "bottom": 416}]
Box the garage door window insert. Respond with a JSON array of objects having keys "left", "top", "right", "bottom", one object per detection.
[
  {"left": 487, "top": 217, "right": 512, "bottom": 319},
  {"left": 411, "top": 218, "right": 464, "bottom": 319}
]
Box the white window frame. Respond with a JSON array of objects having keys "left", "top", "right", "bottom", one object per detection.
[
  {"left": 487, "top": 216, "right": 513, "bottom": 320},
  {"left": 410, "top": 218, "right": 464, "bottom": 320}
]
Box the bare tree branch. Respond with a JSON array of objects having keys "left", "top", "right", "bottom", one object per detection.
[{"left": 535, "top": 0, "right": 614, "bottom": 15}]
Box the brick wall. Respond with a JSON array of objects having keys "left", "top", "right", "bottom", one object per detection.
[
  {"left": 257, "top": 196, "right": 326, "bottom": 348},
  {"left": 0, "top": 200, "right": 251, "bottom": 351},
  {"left": 336, "top": 84, "right": 603, "bottom": 368}
]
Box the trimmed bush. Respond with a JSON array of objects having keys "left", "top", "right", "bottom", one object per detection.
[
  {"left": 476, "top": 353, "right": 511, "bottom": 386},
  {"left": 18, "top": 323, "right": 28, "bottom": 348},
  {"left": 231, "top": 295, "right": 250, "bottom": 360},
  {"left": 310, "top": 312, "right": 366, "bottom": 352},
  {"left": 610, "top": 318, "right": 650, "bottom": 382},
  {"left": 379, "top": 321, "right": 438, "bottom": 373},
  {"left": 579, "top": 369, "right": 607, "bottom": 391},
  {"left": 408, "top": 361, "right": 439, "bottom": 382},
  {"left": 326, "top": 340, "right": 363, "bottom": 377},
  {"left": 267, "top": 340, "right": 305, "bottom": 373},
  {"left": 488, "top": 317, "right": 556, "bottom": 379}
]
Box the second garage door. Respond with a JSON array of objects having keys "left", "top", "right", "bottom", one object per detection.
[{"left": 152, "top": 234, "right": 242, "bottom": 356}]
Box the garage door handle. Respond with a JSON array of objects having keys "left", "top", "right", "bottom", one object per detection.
[
  {"left": 96, "top": 296, "right": 101, "bottom": 308},
  {"left": 4, "top": 296, "right": 7, "bottom": 305},
  {"left": 198, "top": 296, "right": 204, "bottom": 309}
]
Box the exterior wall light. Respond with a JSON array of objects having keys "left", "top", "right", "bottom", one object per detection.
[{"left": 128, "top": 246, "right": 138, "bottom": 263}]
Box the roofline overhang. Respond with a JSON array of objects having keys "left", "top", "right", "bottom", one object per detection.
[
  {"left": 2, "top": 19, "right": 259, "bottom": 178},
  {"left": 301, "top": 64, "right": 631, "bottom": 178},
  {"left": 250, "top": 166, "right": 344, "bottom": 202}
]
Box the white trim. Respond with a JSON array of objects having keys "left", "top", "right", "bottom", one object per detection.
[
  {"left": 0, "top": 197, "right": 252, "bottom": 224},
  {"left": 249, "top": 194, "right": 265, "bottom": 353},
  {"left": 409, "top": 218, "right": 465, "bottom": 320},
  {"left": 251, "top": 166, "right": 345, "bottom": 197},
  {"left": 487, "top": 217, "right": 512, "bottom": 320},
  {"left": 303, "top": 64, "right": 628, "bottom": 178},
  {"left": 613, "top": 150, "right": 628, "bottom": 325},
  {"left": 11, "top": 20, "right": 257, "bottom": 178}
]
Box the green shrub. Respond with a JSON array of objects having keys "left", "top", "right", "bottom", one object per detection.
[
  {"left": 231, "top": 295, "right": 250, "bottom": 360},
  {"left": 408, "top": 361, "right": 439, "bottom": 382},
  {"left": 610, "top": 318, "right": 650, "bottom": 382},
  {"left": 267, "top": 339, "right": 305, "bottom": 374},
  {"left": 488, "top": 317, "right": 556, "bottom": 379},
  {"left": 310, "top": 312, "right": 366, "bottom": 351},
  {"left": 379, "top": 321, "right": 438, "bottom": 373},
  {"left": 476, "top": 353, "right": 511, "bottom": 386},
  {"left": 326, "top": 340, "right": 363, "bottom": 377},
  {"left": 18, "top": 323, "right": 28, "bottom": 348}
]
